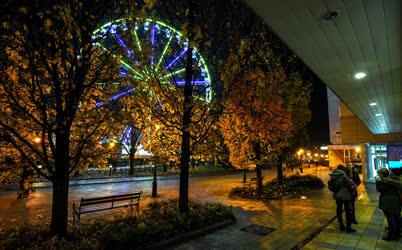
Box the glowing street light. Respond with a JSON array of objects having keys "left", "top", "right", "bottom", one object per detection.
[
  {"left": 355, "top": 146, "right": 361, "bottom": 153},
  {"left": 33, "top": 136, "right": 41, "bottom": 144}
]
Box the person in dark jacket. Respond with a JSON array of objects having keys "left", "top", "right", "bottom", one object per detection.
[
  {"left": 376, "top": 168, "right": 401, "bottom": 241},
  {"left": 346, "top": 165, "right": 361, "bottom": 224},
  {"left": 329, "top": 165, "right": 356, "bottom": 232}
]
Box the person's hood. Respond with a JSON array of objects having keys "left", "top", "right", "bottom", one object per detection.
[{"left": 329, "top": 169, "right": 346, "bottom": 177}]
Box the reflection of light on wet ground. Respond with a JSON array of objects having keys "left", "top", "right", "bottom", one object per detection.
[{"left": 0, "top": 168, "right": 346, "bottom": 228}]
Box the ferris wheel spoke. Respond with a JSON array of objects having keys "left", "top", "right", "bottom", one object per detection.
[
  {"left": 96, "top": 42, "right": 144, "bottom": 79},
  {"left": 120, "top": 60, "right": 144, "bottom": 79},
  {"left": 132, "top": 28, "right": 142, "bottom": 52},
  {"left": 166, "top": 48, "right": 188, "bottom": 69},
  {"left": 164, "top": 68, "right": 185, "bottom": 78},
  {"left": 110, "top": 88, "right": 135, "bottom": 101},
  {"left": 113, "top": 32, "right": 140, "bottom": 66},
  {"left": 150, "top": 24, "right": 155, "bottom": 66},
  {"left": 155, "top": 35, "right": 173, "bottom": 73}
]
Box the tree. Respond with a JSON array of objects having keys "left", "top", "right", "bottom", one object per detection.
[
  {"left": 114, "top": 93, "right": 150, "bottom": 176},
  {"left": 220, "top": 33, "right": 311, "bottom": 196},
  {"left": 0, "top": 0, "right": 129, "bottom": 236},
  {"left": 117, "top": 0, "right": 219, "bottom": 213}
]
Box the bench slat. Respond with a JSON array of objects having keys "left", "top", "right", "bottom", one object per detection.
[
  {"left": 81, "top": 196, "right": 140, "bottom": 206},
  {"left": 81, "top": 192, "right": 142, "bottom": 203}
]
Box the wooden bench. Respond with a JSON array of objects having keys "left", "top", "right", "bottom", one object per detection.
[{"left": 73, "top": 191, "right": 143, "bottom": 223}]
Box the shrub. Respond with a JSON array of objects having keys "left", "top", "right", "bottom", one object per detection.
[
  {"left": 0, "top": 199, "right": 234, "bottom": 250},
  {"left": 229, "top": 174, "right": 324, "bottom": 200}
]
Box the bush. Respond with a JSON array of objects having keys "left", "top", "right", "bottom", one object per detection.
[
  {"left": 0, "top": 200, "right": 234, "bottom": 250},
  {"left": 230, "top": 174, "right": 324, "bottom": 200}
]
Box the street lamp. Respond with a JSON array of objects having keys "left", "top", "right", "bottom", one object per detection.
[
  {"left": 33, "top": 136, "right": 41, "bottom": 144},
  {"left": 314, "top": 153, "right": 319, "bottom": 176},
  {"left": 355, "top": 146, "right": 361, "bottom": 153}
]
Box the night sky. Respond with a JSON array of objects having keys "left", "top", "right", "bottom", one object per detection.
[
  {"left": 159, "top": 0, "right": 331, "bottom": 146},
  {"left": 308, "top": 77, "right": 330, "bottom": 146}
]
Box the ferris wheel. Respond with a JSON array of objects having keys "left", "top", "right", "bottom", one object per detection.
[{"left": 92, "top": 18, "right": 212, "bottom": 104}]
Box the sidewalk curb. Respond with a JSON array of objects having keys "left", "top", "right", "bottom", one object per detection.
[{"left": 31, "top": 171, "right": 241, "bottom": 189}]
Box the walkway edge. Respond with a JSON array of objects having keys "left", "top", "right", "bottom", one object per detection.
[
  {"left": 291, "top": 215, "right": 337, "bottom": 250},
  {"left": 144, "top": 219, "right": 235, "bottom": 250},
  {"left": 31, "top": 172, "right": 241, "bottom": 189}
]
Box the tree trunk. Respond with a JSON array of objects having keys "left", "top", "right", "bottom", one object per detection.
[
  {"left": 50, "top": 131, "right": 70, "bottom": 237},
  {"left": 128, "top": 128, "right": 137, "bottom": 176},
  {"left": 179, "top": 0, "right": 195, "bottom": 214},
  {"left": 277, "top": 154, "right": 284, "bottom": 185},
  {"left": 243, "top": 169, "right": 247, "bottom": 184},
  {"left": 18, "top": 165, "right": 29, "bottom": 199},
  {"left": 253, "top": 142, "right": 263, "bottom": 196}
]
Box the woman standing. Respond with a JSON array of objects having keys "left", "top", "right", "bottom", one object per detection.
[
  {"left": 376, "top": 168, "right": 401, "bottom": 241},
  {"left": 346, "top": 165, "right": 361, "bottom": 224}
]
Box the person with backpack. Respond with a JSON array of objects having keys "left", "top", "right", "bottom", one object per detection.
[
  {"left": 376, "top": 168, "right": 401, "bottom": 241},
  {"left": 328, "top": 164, "right": 357, "bottom": 232}
]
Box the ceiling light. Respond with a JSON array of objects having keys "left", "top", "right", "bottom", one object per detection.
[
  {"left": 323, "top": 10, "right": 338, "bottom": 21},
  {"left": 375, "top": 113, "right": 382, "bottom": 117},
  {"left": 369, "top": 102, "right": 377, "bottom": 106},
  {"left": 354, "top": 72, "right": 366, "bottom": 79}
]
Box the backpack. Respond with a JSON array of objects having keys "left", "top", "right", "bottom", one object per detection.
[{"left": 328, "top": 176, "right": 341, "bottom": 192}]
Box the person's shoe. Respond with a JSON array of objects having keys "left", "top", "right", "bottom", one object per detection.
[
  {"left": 340, "top": 225, "right": 346, "bottom": 231},
  {"left": 382, "top": 235, "right": 397, "bottom": 241},
  {"left": 346, "top": 228, "right": 356, "bottom": 233}
]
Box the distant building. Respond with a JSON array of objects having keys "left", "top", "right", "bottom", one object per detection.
[{"left": 326, "top": 87, "right": 402, "bottom": 181}]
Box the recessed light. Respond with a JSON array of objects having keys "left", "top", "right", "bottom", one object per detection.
[
  {"left": 369, "top": 102, "right": 377, "bottom": 106},
  {"left": 323, "top": 10, "right": 338, "bottom": 21},
  {"left": 354, "top": 72, "right": 366, "bottom": 79},
  {"left": 375, "top": 113, "right": 382, "bottom": 117}
]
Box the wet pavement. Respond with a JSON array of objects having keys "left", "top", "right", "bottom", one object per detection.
[{"left": 1, "top": 167, "right": 397, "bottom": 249}]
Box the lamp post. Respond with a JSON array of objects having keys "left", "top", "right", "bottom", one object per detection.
[
  {"left": 152, "top": 163, "right": 158, "bottom": 197},
  {"left": 314, "top": 153, "right": 319, "bottom": 176}
]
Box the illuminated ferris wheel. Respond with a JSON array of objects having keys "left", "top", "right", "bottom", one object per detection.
[{"left": 92, "top": 18, "right": 212, "bottom": 103}]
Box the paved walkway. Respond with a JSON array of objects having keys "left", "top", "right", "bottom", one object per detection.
[
  {"left": 173, "top": 179, "right": 402, "bottom": 250},
  {"left": 304, "top": 183, "right": 402, "bottom": 250},
  {"left": 0, "top": 167, "right": 398, "bottom": 249}
]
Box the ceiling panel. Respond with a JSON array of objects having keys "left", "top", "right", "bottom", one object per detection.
[{"left": 245, "top": 0, "right": 401, "bottom": 134}]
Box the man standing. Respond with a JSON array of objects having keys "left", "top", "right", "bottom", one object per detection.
[{"left": 328, "top": 165, "right": 356, "bottom": 232}]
